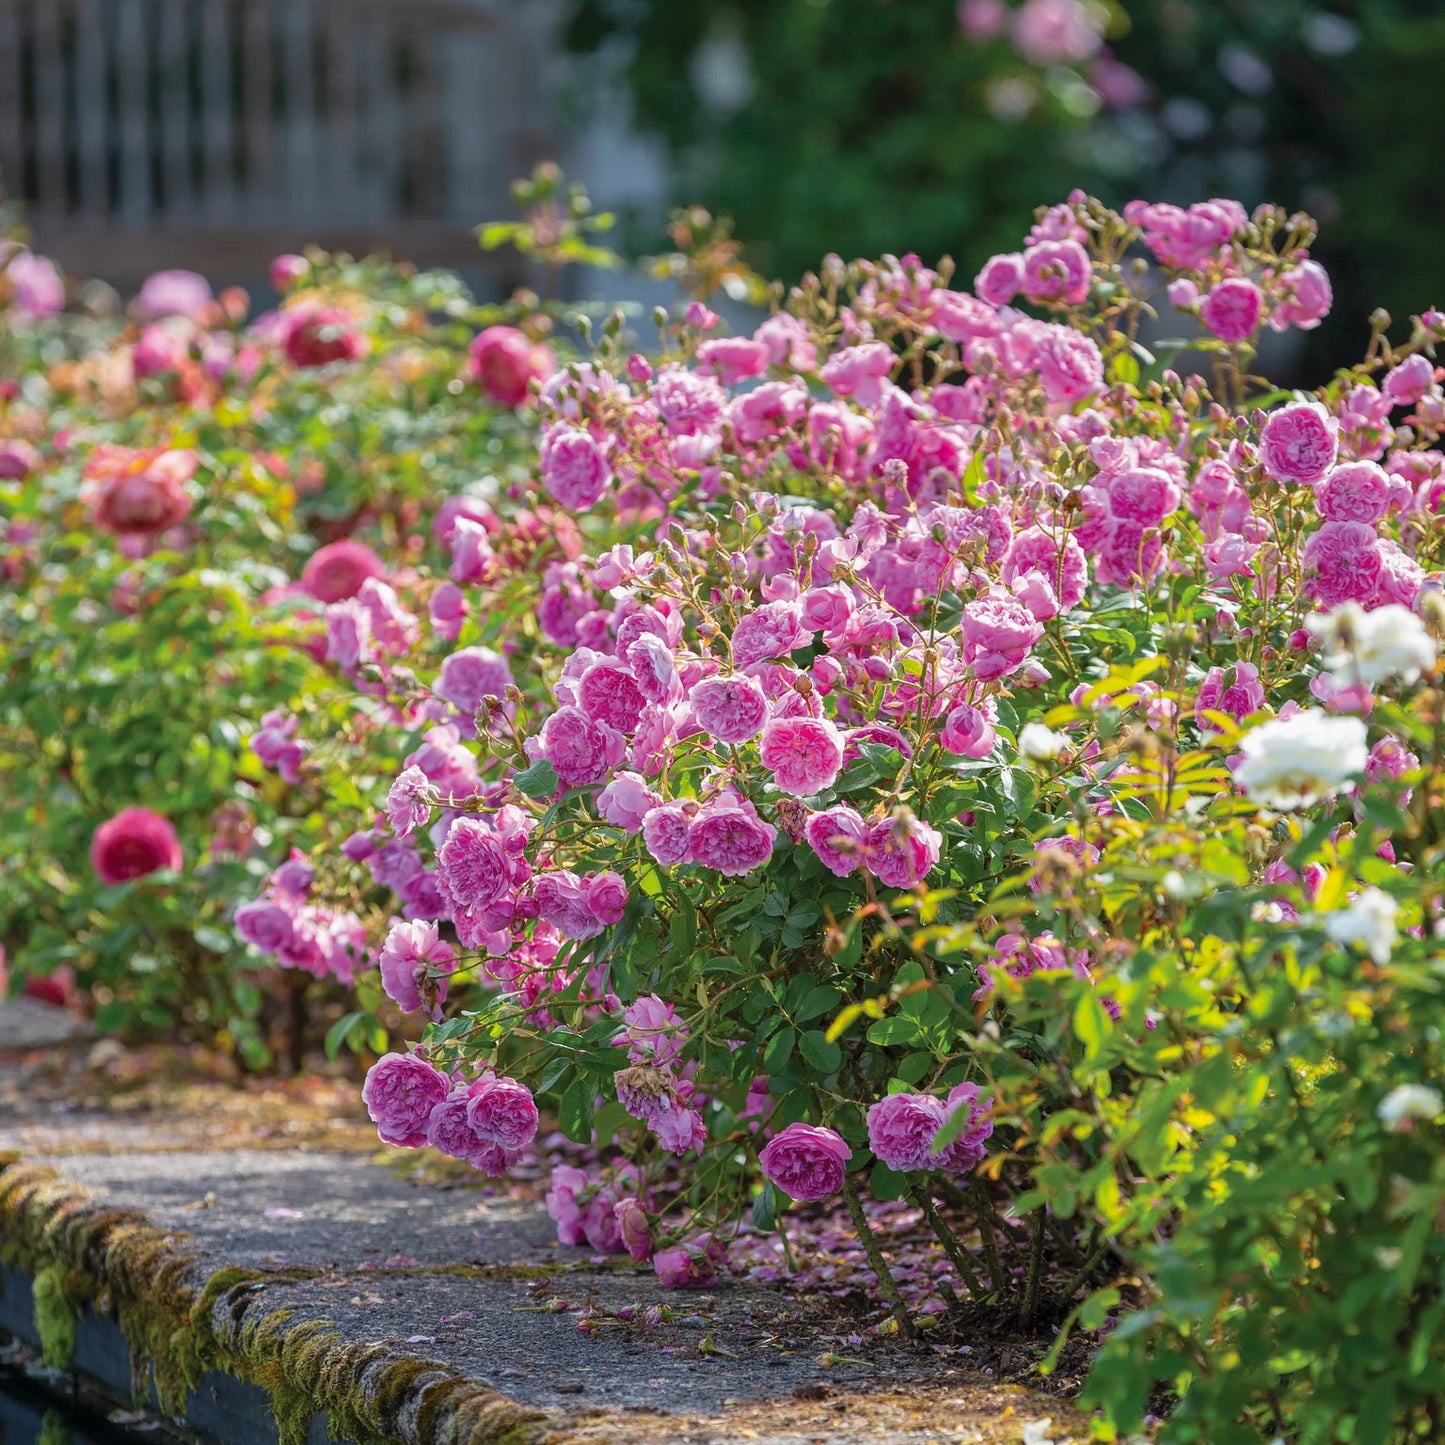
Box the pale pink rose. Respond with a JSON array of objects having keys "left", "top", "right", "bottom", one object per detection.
[
  {"left": 805, "top": 805, "right": 869, "bottom": 877},
  {"left": 1012, "top": 0, "right": 1101, "bottom": 65},
  {"left": 529, "top": 706, "right": 626, "bottom": 788},
  {"left": 429, "top": 583, "right": 469, "bottom": 641},
  {"left": 585, "top": 870, "right": 628, "bottom": 925},
  {"left": 1020, "top": 240, "right": 1090, "bottom": 306},
  {"left": 758, "top": 716, "right": 845, "bottom": 796},
  {"left": 363, "top": 1053, "right": 449, "bottom": 1148},
  {"left": 1034, "top": 326, "right": 1104, "bottom": 405},
  {"left": 819, "top": 342, "right": 895, "bottom": 407},
  {"left": 437, "top": 647, "right": 512, "bottom": 715},
  {"left": 961, "top": 593, "right": 1044, "bottom": 680},
  {"left": 1270, "top": 260, "right": 1332, "bottom": 332},
  {"left": 975, "top": 253, "right": 1024, "bottom": 307},
  {"left": 941, "top": 702, "right": 997, "bottom": 757},
  {"left": 759, "top": 1122, "right": 852, "bottom": 1201},
  {"left": 654, "top": 1234, "right": 724, "bottom": 1288},
  {"left": 695, "top": 337, "right": 770, "bottom": 385},
  {"left": 1383, "top": 355, "right": 1434, "bottom": 408},
  {"left": 597, "top": 771, "right": 661, "bottom": 833},
  {"left": 378, "top": 919, "right": 455, "bottom": 1019}
]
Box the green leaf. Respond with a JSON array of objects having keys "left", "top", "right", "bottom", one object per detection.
[
  {"left": 752, "top": 1182, "right": 777, "bottom": 1230},
  {"left": 799, "top": 1029, "right": 841, "bottom": 1074},
  {"left": 324, "top": 1011, "right": 367, "bottom": 1061},
  {"left": 866, "top": 1015, "right": 923, "bottom": 1047},
  {"left": 763, "top": 1026, "right": 796, "bottom": 1074},
  {"left": 869, "top": 1161, "right": 908, "bottom": 1202},
  {"left": 512, "top": 759, "right": 559, "bottom": 798},
  {"left": 559, "top": 1079, "right": 594, "bottom": 1144},
  {"left": 796, "top": 983, "right": 842, "bottom": 1021}
]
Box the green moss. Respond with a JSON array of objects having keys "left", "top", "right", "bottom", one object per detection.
[{"left": 0, "top": 1158, "right": 571, "bottom": 1445}]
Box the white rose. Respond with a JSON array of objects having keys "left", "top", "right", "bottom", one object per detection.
[
  {"left": 1018, "top": 722, "right": 1068, "bottom": 761},
  {"left": 1378, "top": 1083, "right": 1443, "bottom": 1132},
  {"left": 1306, "top": 602, "right": 1436, "bottom": 688},
  {"left": 1234, "top": 708, "right": 1367, "bottom": 810},
  {"left": 1322, "top": 886, "right": 1397, "bottom": 965}
]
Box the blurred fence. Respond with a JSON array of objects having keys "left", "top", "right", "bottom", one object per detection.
[{"left": 0, "top": 0, "right": 554, "bottom": 286}]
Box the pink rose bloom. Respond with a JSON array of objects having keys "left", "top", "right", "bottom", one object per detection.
[
  {"left": 90, "top": 807, "right": 183, "bottom": 884},
  {"left": 598, "top": 772, "right": 662, "bottom": 833},
  {"left": 753, "top": 313, "right": 817, "bottom": 371},
  {"left": 653, "top": 1102, "right": 707, "bottom": 1155},
  {"left": 1012, "top": 0, "right": 1101, "bottom": 65},
  {"left": 270, "top": 253, "right": 308, "bottom": 290},
  {"left": 428, "top": 582, "right": 469, "bottom": 642},
  {"left": 1199, "top": 277, "right": 1263, "bottom": 344},
  {"left": 1002, "top": 527, "right": 1088, "bottom": 609},
  {"left": 975, "top": 253, "right": 1024, "bottom": 307},
  {"left": 696, "top": 337, "right": 770, "bottom": 385},
  {"left": 301, "top": 539, "right": 385, "bottom": 603},
  {"left": 362, "top": 1053, "right": 450, "bottom": 1148},
  {"left": 280, "top": 301, "right": 367, "bottom": 368},
  {"left": 132, "top": 323, "right": 187, "bottom": 378},
  {"left": 467, "top": 1076, "right": 540, "bottom": 1151},
  {"left": 437, "top": 817, "right": 512, "bottom": 909},
  {"left": 1269, "top": 260, "right": 1332, "bottom": 332},
  {"left": 1383, "top": 354, "right": 1434, "bottom": 408},
  {"left": 731, "top": 601, "right": 806, "bottom": 668},
  {"left": 1034, "top": 326, "right": 1104, "bottom": 406},
  {"left": 941, "top": 702, "right": 997, "bottom": 758},
  {"left": 134, "top": 269, "right": 212, "bottom": 322},
  {"left": 1167, "top": 278, "right": 1199, "bottom": 310},
  {"left": 324, "top": 600, "right": 372, "bottom": 673},
  {"left": 1260, "top": 400, "right": 1338, "bottom": 485},
  {"left": 1317, "top": 462, "right": 1391, "bottom": 526},
  {"left": 585, "top": 870, "right": 628, "bottom": 925},
  {"left": 467, "top": 325, "right": 553, "bottom": 407},
  {"left": 0, "top": 439, "right": 40, "bottom": 480},
  {"left": 642, "top": 803, "right": 695, "bottom": 866},
  {"left": 690, "top": 805, "right": 777, "bottom": 877},
  {"left": 436, "top": 647, "right": 512, "bottom": 715},
  {"left": 90, "top": 449, "right": 196, "bottom": 537},
  {"left": 654, "top": 1235, "right": 724, "bottom": 1289},
  {"left": 545, "top": 1165, "right": 590, "bottom": 1245},
  {"left": 355, "top": 577, "right": 418, "bottom": 656},
  {"left": 626, "top": 634, "right": 680, "bottom": 705},
  {"left": 961, "top": 593, "right": 1044, "bottom": 680},
  {"left": 1303, "top": 520, "right": 1382, "bottom": 608},
  {"left": 819, "top": 342, "right": 895, "bottom": 408},
  {"left": 867, "top": 1092, "right": 948, "bottom": 1172},
  {"left": 613, "top": 1198, "right": 653, "bottom": 1261},
  {"left": 6, "top": 251, "right": 64, "bottom": 318},
  {"left": 386, "top": 765, "right": 432, "bottom": 839},
  {"left": 1020, "top": 240, "right": 1090, "bottom": 306},
  {"left": 579, "top": 659, "right": 648, "bottom": 734},
  {"left": 448, "top": 518, "right": 494, "bottom": 587},
  {"left": 759, "top": 1122, "right": 852, "bottom": 1202},
  {"left": 426, "top": 1087, "right": 495, "bottom": 1166},
  {"left": 805, "top": 805, "right": 869, "bottom": 878},
  {"left": 652, "top": 365, "right": 726, "bottom": 435},
  {"left": 690, "top": 674, "right": 770, "bottom": 745},
  {"left": 959, "top": 0, "right": 1008, "bottom": 39},
  {"left": 934, "top": 1082, "right": 995, "bottom": 1173},
  {"left": 932, "top": 290, "right": 1002, "bottom": 343},
  {"left": 758, "top": 716, "right": 845, "bottom": 796},
  {"left": 620, "top": 994, "right": 689, "bottom": 1066},
  {"left": 378, "top": 919, "right": 455, "bottom": 1019},
  {"left": 535, "top": 870, "right": 605, "bottom": 940},
  {"left": 540, "top": 424, "right": 611, "bottom": 511},
  {"left": 529, "top": 706, "right": 625, "bottom": 788},
  {"left": 235, "top": 901, "right": 295, "bottom": 955},
  {"left": 866, "top": 812, "right": 942, "bottom": 889}
]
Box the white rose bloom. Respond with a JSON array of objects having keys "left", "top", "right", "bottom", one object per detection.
[
  {"left": 1322, "top": 886, "right": 1398, "bottom": 965},
  {"left": 1234, "top": 708, "right": 1368, "bottom": 810},
  {"left": 1018, "top": 722, "right": 1068, "bottom": 761},
  {"left": 1378, "top": 1084, "right": 1444, "bottom": 1132},
  {"left": 1306, "top": 602, "right": 1437, "bottom": 688}
]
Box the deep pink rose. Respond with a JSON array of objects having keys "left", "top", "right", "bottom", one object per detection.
[
  {"left": 467, "top": 325, "right": 554, "bottom": 407},
  {"left": 301, "top": 540, "right": 385, "bottom": 603},
  {"left": 642, "top": 803, "right": 695, "bottom": 866},
  {"left": 689, "top": 806, "right": 777, "bottom": 877},
  {"left": 467, "top": 1076, "right": 540, "bottom": 1151},
  {"left": 90, "top": 807, "right": 183, "bottom": 883},
  {"left": 961, "top": 593, "right": 1044, "bottom": 680},
  {"left": 1200, "top": 277, "right": 1262, "bottom": 344},
  {"left": 654, "top": 1234, "right": 724, "bottom": 1289},
  {"left": 1260, "top": 401, "right": 1338, "bottom": 485},
  {"left": 866, "top": 812, "right": 941, "bottom": 889},
  {"left": 758, "top": 716, "right": 845, "bottom": 796},
  {"left": 690, "top": 674, "right": 770, "bottom": 745},
  {"left": 585, "top": 870, "right": 628, "bottom": 925},
  {"left": 804, "top": 805, "right": 869, "bottom": 878},
  {"left": 529, "top": 706, "right": 625, "bottom": 788},
  {"left": 759, "top": 1122, "right": 852, "bottom": 1201},
  {"left": 866, "top": 1091, "right": 947, "bottom": 1172},
  {"left": 363, "top": 1053, "right": 450, "bottom": 1148}
]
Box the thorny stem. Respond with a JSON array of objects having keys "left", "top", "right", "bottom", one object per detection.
[
  {"left": 842, "top": 1172, "right": 916, "bottom": 1342},
  {"left": 909, "top": 1184, "right": 987, "bottom": 1301},
  {"left": 970, "top": 1179, "right": 1010, "bottom": 1294},
  {"left": 1059, "top": 1230, "right": 1114, "bottom": 1303},
  {"left": 1019, "top": 1208, "right": 1048, "bottom": 1326}
]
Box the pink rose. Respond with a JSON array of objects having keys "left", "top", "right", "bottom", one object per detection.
[
  {"left": 302, "top": 540, "right": 385, "bottom": 603},
  {"left": 975, "top": 253, "right": 1024, "bottom": 307},
  {"left": 378, "top": 919, "right": 455, "bottom": 1019},
  {"left": 1383, "top": 355, "right": 1434, "bottom": 409},
  {"left": 1260, "top": 400, "right": 1338, "bottom": 485},
  {"left": 545, "top": 1165, "right": 590, "bottom": 1246},
  {"left": 1270, "top": 260, "right": 1332, "bottom": 332},
  {"left": 597, "top": 771, "right": 661, "bottom": 833},
  {"left": 467, "top": 325, "right": 553, "bottom": 407},
  {"left": 467, "top": 1076, "right": 540, "bottom": 1151},
  {"left": 362, "top": 1053, "right": 450, "bottom": 1148},
  {"left": 758, "top": 1122, "right": 852, "bottom": 1201},
  {"left": 805, "top": 805, "right": 869, "bottom": 878},
  {"left": 1020, "top": 239, "right": 1090, "bottom": 306},
  {"left": 613, "top": 1198, "right": 653, "bottom": 1261},
  {"left": 819, "top": 343, "right": 895, "bottom": 407},
  {"left": 731, "top": 601, "right": 806, "bottom": 668},
  {"left": 437, "top": 817, "right": 513, "bottom": 910},
  {"left": 529, "top": 706, "right": 625, "bottom": 788},
  {"left": 540, "top": 424, "right": 611, "bottom": 511},
  {"left": 535, "top": 870, "right": 605, "bottom": 940},
  {"left": 689, "top": 805, "right": 777, "bottom": 876},
  {"left": 933, "top": 1082, "right": 995, "bottom": 1173},
  {"left": 695, "top": 337, "right": 770, "bottom": 385},
  {"left": 579, "top": 660, "right": 647, "bottom": 733},
  {"left": 866, "top": 1091, "right": 947, "bottom": 1172},
  {"left": 235, "top": 901, "right": 295, "bottom": 955},
  {"left": 585, "top": 870, "right": 628, "bottom": 925},
  {"left": 1316, "top": 462, "right": 1390, "bottom": 526},
  {"left": 1002, "top": 527, "right": 1088, "bottom": 609},
  {"left": 758, "top": 716, "right": 845, "bottom": 796},
  {"left": 940, "top": 702, "right": 997, "bottom": 758},
  {"left": 280, "top": 301, "right": 367, "bottom": 368},
  {"left": 654, "top": 1234, "right": 724, "bottom": 1289},
  {"left": 1034, "top": 326, "right": 1104, "bottom": 405},
  {"left": 90, "top": 807, "right": 183, "bottom": 884},
  {"left": 866, "top": 812, "right": 941, "bottom": 889},
  {"left": 1199, "top": 277, "right": 1263, "bottom": 344},
  {"left": 690, "top": 674, "right": 770, "bottom": 745},
  {"left": 1303, "top": 519, "right": 1382, "bottom": 608},
  {"left": 642, "top": 803, "right": 695, "bottom": 866},
  {"left": 436, "top": 647, "right": 512, "bottom": 715},
  {"left": 961, "top": 593, "right": 1044, "bottom": 680}
]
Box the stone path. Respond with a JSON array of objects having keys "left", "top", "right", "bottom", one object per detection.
[{"left": 0, "top": 1048, "right": 1088, "bottom": 1445}]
